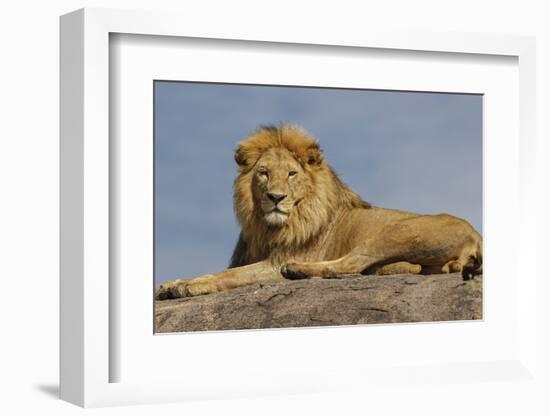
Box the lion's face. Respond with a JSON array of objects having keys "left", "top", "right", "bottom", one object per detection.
[
  {"left": 232, "top": 125, "right": 369, "bottom": 257},
  {"left": 251, "top": 148, "right": 311, "bottom": 227}
]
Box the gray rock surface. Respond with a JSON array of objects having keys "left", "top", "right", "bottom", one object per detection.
[{"left": 154, "top": 273, "right": 482, "bottom": 333}]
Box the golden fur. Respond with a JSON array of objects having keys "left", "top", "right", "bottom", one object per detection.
[
  {"left": 156, "top": 125, "right": 482, "bottom": 299},
  {"left": 231, "top": 125, "right": 370, "bottom": 267}
]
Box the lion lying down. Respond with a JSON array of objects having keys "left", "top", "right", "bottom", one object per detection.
[{"left": 156, "top": 125, "right": 482, "bottom": 300}]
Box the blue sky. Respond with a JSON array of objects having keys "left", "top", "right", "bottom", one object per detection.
[{"left": 154, "top": 81, "right": 482, "bottom": 286}]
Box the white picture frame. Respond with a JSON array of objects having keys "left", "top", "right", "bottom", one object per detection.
[{"left": 60, "top": 7, "right": 537, "bottom": 408}]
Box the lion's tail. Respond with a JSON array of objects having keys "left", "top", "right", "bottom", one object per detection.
[
  {"left": 473, "top": 240, "right": 483, "bottom": 275},
  {"left": 463, "top": 238, "right": 483, "bottom": 280}
]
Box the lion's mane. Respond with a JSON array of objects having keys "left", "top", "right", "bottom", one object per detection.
[{"left": 230, "top": 125, "right": 370, "bottom": 267}]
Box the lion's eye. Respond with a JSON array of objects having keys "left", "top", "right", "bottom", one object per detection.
[
  {"left": 258, "top": 170, "right": 268, "bottom": 178},
  {"left": 288, "top": 171, "right": 297, "bottom": 177}
]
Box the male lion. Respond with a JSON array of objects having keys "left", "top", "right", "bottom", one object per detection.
[{"left": 156, "top": 125, "right": 482, "bottom": 300}]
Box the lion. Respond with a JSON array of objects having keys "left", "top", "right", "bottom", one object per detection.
[{"left": 156, "top": 124, "right": 482, "bottom": 300}]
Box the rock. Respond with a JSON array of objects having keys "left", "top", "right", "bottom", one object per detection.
[{"left": 154, "top": 273, "right": 482, "bottom": 333}]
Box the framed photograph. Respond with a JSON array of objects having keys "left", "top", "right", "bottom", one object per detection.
[{"left": 60, "top": 8, "right": 537, "bottom": 407}]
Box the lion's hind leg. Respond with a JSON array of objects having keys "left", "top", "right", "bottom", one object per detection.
[
  {"left": 441, "top": 260, "right": 463, "bottom": 274},
  {"left": 372, "top": 261, "right": 422, "bottom": 276}
]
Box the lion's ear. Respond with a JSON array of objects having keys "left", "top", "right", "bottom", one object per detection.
[
  {"left": 234, "top": 146, "right": 250, "bottom": 171},
  {"left": 304, "top": 145, "right": 323, "bottom": 166}
]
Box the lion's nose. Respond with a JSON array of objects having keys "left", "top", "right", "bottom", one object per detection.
[{"left": 267, "top": 192, "right": 287, "bottom": 204}]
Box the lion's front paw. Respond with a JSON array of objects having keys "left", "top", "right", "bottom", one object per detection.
[
  {"left": 155, "top": 276, "right": 220, "bottom": 300},
  {"left": 281, "top": 263, "right": 310, "bottom": 280},
  {"left": 155, "top": 280, "right": 191, "bottom": 300}
]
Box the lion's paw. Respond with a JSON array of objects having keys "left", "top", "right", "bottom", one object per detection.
[
  {"left": 156, "top": 276, "right": 220, "bottom": 300},
  {"left": 281, "top": 263, "right": 310, "bottom": 280},
  {"left": 155, "top": 280, "right": 191, "bottom": 300}
]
